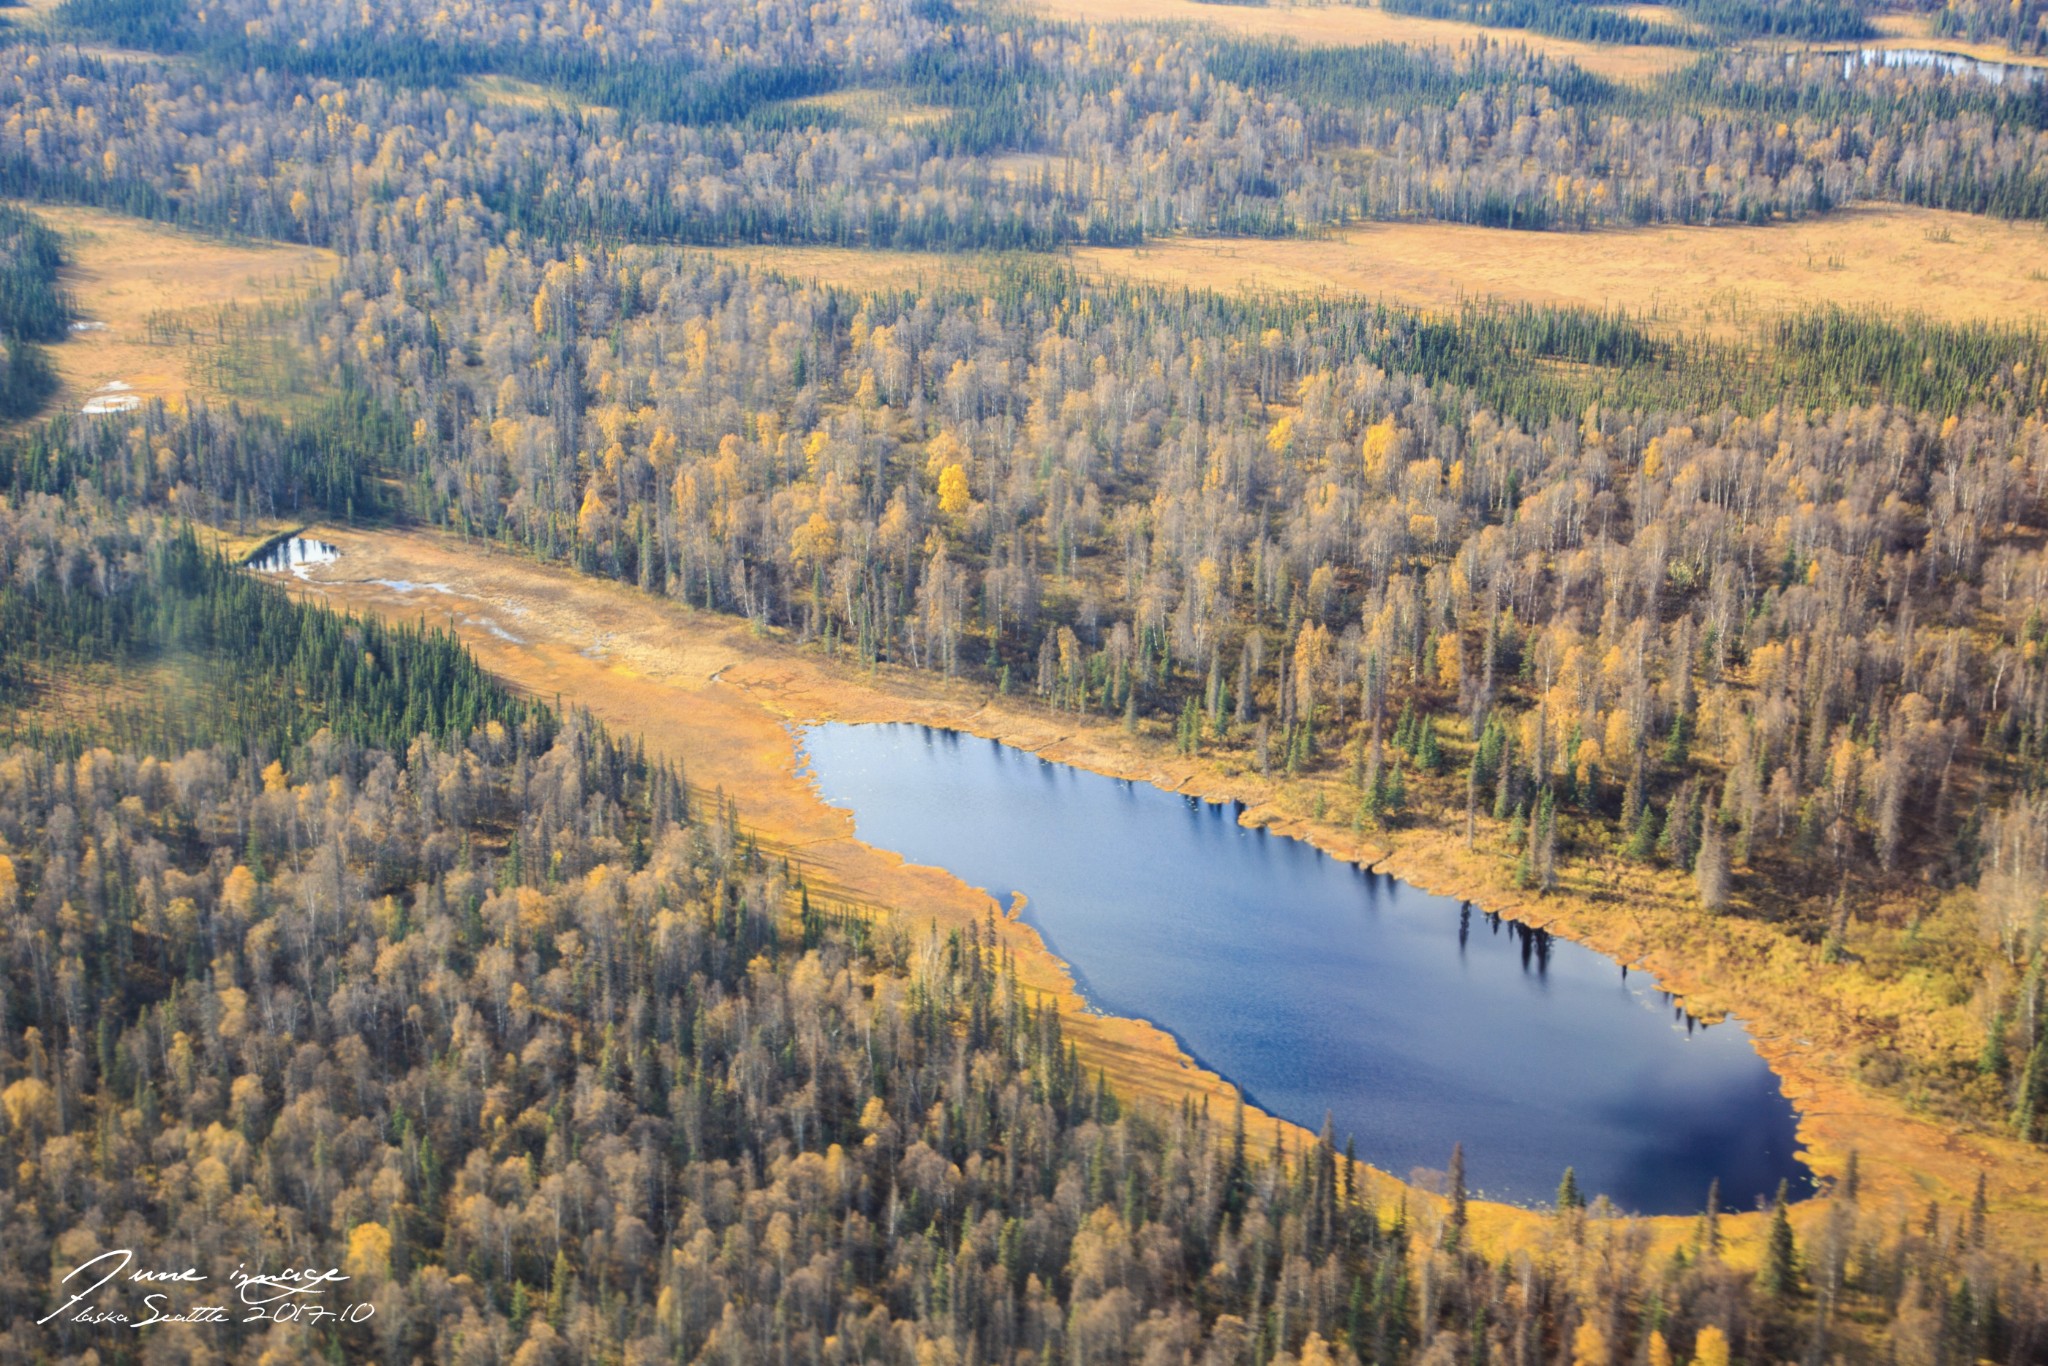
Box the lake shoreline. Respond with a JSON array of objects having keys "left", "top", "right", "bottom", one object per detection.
[
  {"left": 274, "top": 523, "right": 2048, "bottom": 1256},
  {"left": 800, "top": 719, "right": 1812, "bottom": 1214}
]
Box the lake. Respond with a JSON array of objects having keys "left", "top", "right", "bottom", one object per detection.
[
  {"left": 799, "top": 722, "right": 1811, "bottom": 1214},
  {"left": 1841, "top": 46, "right": 2043, "bottom": 86}
]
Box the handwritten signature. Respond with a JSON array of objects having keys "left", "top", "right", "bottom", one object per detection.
[{"left": 39, "top": 1250, "right": 375, "bottom": 1329}]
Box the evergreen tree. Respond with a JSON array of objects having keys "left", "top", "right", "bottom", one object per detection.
[
  {"left": 1625, "top": 803, "right": 1659, "bottom": 862},
  {"left": 1445, "top": 1142, "right": 1469, "bottom": 1250},
  {"left": 1663, "top": 710, "right": 1693, "bottom": 767},
  {"left": 1760, "top": 1180, "right": 1799, "bottom": 1299},
  {"left": 1968, "top": 1171, "right": 1989, "bottom": 1249},
  {"left": 2016, "top": 1040, "right": 2048, "bottom": 1142}
]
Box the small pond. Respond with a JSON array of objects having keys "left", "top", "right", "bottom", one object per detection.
[
  {"left": 247, "top": 536, "right": 340, "bottom": 576},
  {"left": 800, "top": 722, "right": 1812, "bottom": 1214},
  {"left": 1841, "top": 46, "right": 2044, "bottom": 85}
]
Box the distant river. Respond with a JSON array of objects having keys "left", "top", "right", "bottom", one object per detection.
[{"left": 800, "top": 722, "right": 1811, "bottom": 1214}]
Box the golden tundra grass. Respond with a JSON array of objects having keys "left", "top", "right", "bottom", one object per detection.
[
  {"left": 705, "top": 206, "right": 2048, "bottom": 337},
  {"left": 696, "top": 244, "right": 1011, "bottom": 295},
  {"left": 774, "top": 86, "right": 954, "bottom": 129},
  {"left": 994, "top": 0, "right": 1699, "bottom": 81},
  {"left": 15, "top": 203, "right": 337, "bottom": 420},
  {"left": 464, "top": 75, "right": 618, "bottom": 116},
  {"left": 1607, "top": 3, "right": 1707, "bottom": 33},
  {"left": 1071, "top": 207, "right": 2048, "bottom": 336}
]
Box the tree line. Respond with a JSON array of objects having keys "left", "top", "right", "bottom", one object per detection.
[{"left": 0, "top": 205, "right": 67, "bottom": 419}]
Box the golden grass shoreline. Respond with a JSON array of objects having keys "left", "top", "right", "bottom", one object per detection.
[{"left": 275, "top": 525, "right": 2048, "bottom": 1262}]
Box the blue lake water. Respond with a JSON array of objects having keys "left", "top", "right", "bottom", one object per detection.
[
  {"left": 800, "top": 722, "right": 1812, "bottom": 1214},
  {"left": 1840, "top": 46, "right": 2043, "bottom": 85}
]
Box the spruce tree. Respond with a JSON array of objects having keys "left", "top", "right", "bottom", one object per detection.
[
  {"left": 1535, "top": 787, "right": 1558, "bottom": 891},
  {"left": 1980, "top": 1005, "right": 2011, "bottom": 1079},
  {"left": 1760, "top": 1180, "right": 1798, "bottom": 1299},
  {"left": 2015, "top": 1039, "right": 2047, "bottom": 1141},
  {"left": 1625, "top": 803, "right": 1659, "bottom": 861},
  {"left": 1446, "top": 1142, "right": 1468, "bottom": 1250},
  {"left": 1417, "top": 720, "right": 1442, "bottom": 774},
  {"left": 1968, "top": 1171, "right": 1989, "bottom": 1249}
]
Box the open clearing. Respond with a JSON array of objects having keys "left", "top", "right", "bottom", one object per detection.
[
  {"left": 1071, "top": 206, "right": 2048, "bottom": 333},
  {"left": 993, "top": 0, "right": 1698, "bottom": 81},
  {"left": 15, "top": 203, "right": 336, "bottom": 419},
  {"left": 279, "top": 524, "right": 2048, "bottom": 1257},
  {"left": 769, "top": 86, "right": 952, "bottom": 129},
  {"left": 695, "top": 244, "right": 1007, "bottom": 294},
  {"left": 1606, "top": 2, "right": 1706, "bottom": 32},
  {"left": 463, "top": 75, "right": 616, "bottom": 117},
  {"left": 1073, "top": 209, "right": 2048, "bottom": 332},
  {"left": 695, "top": 206, "right": 2048, "bottom": 337}
]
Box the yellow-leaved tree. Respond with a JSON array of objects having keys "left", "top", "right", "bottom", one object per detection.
[
  {"left": 1436, "top": 632, "right": 1463, "bottom": 689},
  {"left": 2, "top": 1076, "right": 55, "bottom": 1136},
  {"left": 346, "top": 1222, "right": 393, "bottom": 1283},
  {"left": 937, "top": 464, "right": 973, "bottom": 518},
  {"left": 791, "top": 511, "right": 838, "bottom": 571},
  {"left": 1361, "top": 416, "right": 1400, "bottom": 484}
]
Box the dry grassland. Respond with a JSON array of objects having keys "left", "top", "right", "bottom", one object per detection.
[
  {"left": 1071, "top": 206, "right": 2048, "bottom": 334},
  {"left": 15, "top": 203, "right": 336, "bottom": 421},
  {"left": 993, "top": 0, "right": 1698, "bottom": 81},
  {"left": 1606, "top": 2, "right": 1706, "bottom": 32},
  {"left": 694, "top": 244, "right": 1005, "bottom": 294},
  {"left": 278, "top": 525, "right": 2048, "bottom": 1260},
  {"left": 774, "top": 86, "right": 953, "bottom": 128},
  {"left": 691, "top": 207, "right": 2048, "bottom": 339},
  {"left": 464, "top": 75, "right": 616, "bottom": 116}
]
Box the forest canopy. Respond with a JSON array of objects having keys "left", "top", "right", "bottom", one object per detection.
[{"left": 0, "top": 0, "right": 2046, "bottom": 1359}]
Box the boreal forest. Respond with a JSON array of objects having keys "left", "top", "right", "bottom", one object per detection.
[{"left": 0, "top": 0, "right": 2046, "bottom": 1360}]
